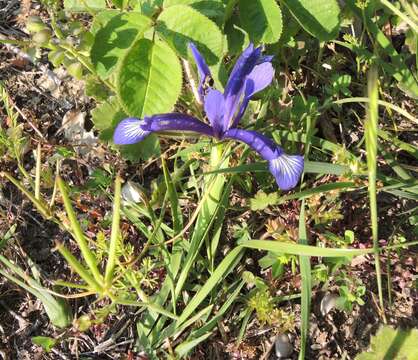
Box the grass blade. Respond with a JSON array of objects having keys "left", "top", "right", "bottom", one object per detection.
[
  {"left": 298, "top": 200, "right": 311, "bottom": 359},
  {"left": 241, "top": 240, "right": 374, "bottom": 257},
  {"left": 365, "top": 68, "right": 385, "bottom": 321}
]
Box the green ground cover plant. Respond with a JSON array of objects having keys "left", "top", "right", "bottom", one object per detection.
[{"left": 0, "top": 0, "right": 417, "bottom": 358}]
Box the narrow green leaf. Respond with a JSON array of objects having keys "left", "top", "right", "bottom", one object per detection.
[
  {"left": 298, "top": 201, "right": 311, "bottom": 359},
  {"left": 175, "top": 332, "right": 212, "bottom": 357},
  {"left": 162, "top": 158, "right": 183, "bottom": 234},
  {"left": 175, "top": 145, "right": 228, "bottom": 298},
  {"left": 177, "top": 246, "right": 244, "bottom": 326},
  {"left": 117, "top": 38, "right": 183, "bottom": 117},
  {"left": 282, "top": 0, "right": 341, "bottom": 41},
  {"left": 241, "top": 240, "right": 374, "bottom": 257},
  {"left": 365, "top": 68, "right": 385, "bottom": 317},
  {"left": 238, "top": 0, "right": 283, "bottom": 44},
  {"left": 0, "top": 256, "right": 72, "bottom": 328},
  {"left": 104, "top": 176, "right": 122, "bottom": 286},
  {"left": 57, "top": 177, "right": 103, "bottom": 286},
  {"left": 345, "top": 1, "right": 418, "bottom": 98}
]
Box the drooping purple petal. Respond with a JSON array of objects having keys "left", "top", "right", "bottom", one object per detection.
[
  {"left": 231, "top": 61, "right": 275, "bottom": 128},
  {"left": 223, "top": 128, "right": 280, "bottom": 160},
  {"left": 269, "top": 154, "right": 304, "bottom": 190},
  {"left": 223, "top": 44, "right": 262, "bottom": 129},
  {"left": 114, "top": 118, "right": 151, "bottom": 145},
  {"left": 224, "top": 128, "right": 303, "bottom": 190},
  {"left": 141, "top": 113, "right": 214, "bottom": 137},
  {"left": 204, "top": 89, "right": 225, "bottom": 138},
  {"left": 189, "top": 43, "right": 212, "bottom": 99}
]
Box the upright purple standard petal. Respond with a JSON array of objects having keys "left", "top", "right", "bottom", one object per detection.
[
  {"left": 269, "top": 154, "right": 304, "bottom": 190},
  {"left": 224, "top": 128, "right": 303, "bottom": 190},
  {"left": 189, "top": 43, "right": 212, "bottom": 98},
  {"left": 204, "top": 89, "right": 225, "bottom": 138},
  {"left": 114, "top": 118, "right": 151, "bottom": 145},
  {"left": 223, "top": 45, "right": 262, "bottom": 129},
  {"left": 231, "top": 61, "right": 275, "bottom": 128},
  {"left": 141, "top": 113, "right": 214, "bottom": 137}
]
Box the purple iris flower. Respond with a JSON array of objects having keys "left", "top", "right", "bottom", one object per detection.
[{"left": 114, "top": 43, "right": 304, "bottom": 190}]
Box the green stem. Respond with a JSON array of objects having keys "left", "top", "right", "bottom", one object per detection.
[
  {"left": 104, "top": 176, "right": 122, "bottom": 287},
  {"left": 55, "top": 243, "right": 102, "bottom": 294},
  {"left": 57, "top": 177, "right": 103, "bottom": 286}
]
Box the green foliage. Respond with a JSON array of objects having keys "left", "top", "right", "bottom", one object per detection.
[
  {"left": 117, "top": 38, "right": 183, "bottom": 117},
  {"left": 5, "top": 0, "right": 418, "bottom": 357},
  {"left": 157, "top": 5, "right": 224, "bottom": 64},
  {"left": 0, "top": 255, "right": 73, "bottom": 328},
  {"left": 32, "top": 336, "right": 57, "bottom": 352},
  {"left": 239, "top": 0, "right": 283, "bottom": 44},
  {"left": 249, "top": 190, "right": 278, "bottom": 210},
  {"left": 64, "top": 0, "right": 106, "bottom": 12},
  {"left": 90, "top": 11, "right": 151, "bottom": 79},
  {"left": 356, "top": 326, "right": 418, "bottom": 360},
  {"left": 282, "top": 0, "right": 341, "bottom": 41}
]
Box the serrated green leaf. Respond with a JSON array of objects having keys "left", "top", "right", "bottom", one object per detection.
[
  {"left": 85, "top": 76, "right": 112, "bottom": 101},
  {"left": 356, "top": 326, "right": 418, "bottom": 360},
  {"left": 157, "top": 5, "right": 224, "bottom": 64},
  {"left": 249, "top": 190, "right": 278, "bottom": 211},
  {"left": 91, "top": 97, "right": 127, "bottom": 140},
  {"left": 238, "top": 0, "right": 282, "bottom": 44},
  {"left": 64, "top": 0, "right": 106, "bottom": 12},
  {"left": 117, "top": 38, "right": 182, "bottom": 118},
  {"left": 90, "top": 11, "right": 152, "bottom": 79},
  {"left": 163, "top": 0, "right": 225, "bottom": 24},
  {"left": 282, "top": 0, "right": 341, "bottom": 41}
]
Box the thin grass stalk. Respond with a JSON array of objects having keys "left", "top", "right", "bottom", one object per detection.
[
  {"left": 1, "top": 172, "right": 51, "bottom": 219},
  {"left": 365, "top": 68, "right": 386, "bottom": 322},
  {"left": 104, "top": 176, "right": 122, "bottom": 287},
  {"left": 35, "top": 143, "right": 41, "bottom": 200},
  {"left": 56, "top": 176, "right": 103, "bottom": 285}
]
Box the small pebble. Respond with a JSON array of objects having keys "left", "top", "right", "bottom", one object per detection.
[
  {"left": 121, "top": 181, "right": 143, "bottom": 203},
  {"left": 275, "top": 333, "right": 293, "bottom": 358}
]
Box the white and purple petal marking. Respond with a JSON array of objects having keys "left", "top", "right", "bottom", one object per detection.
[
  {"left": 113, "top": 118, "right": 151, "bottom": 145},
  {"left": 269, "top": 154, "right": 304, "bottom": 191}
]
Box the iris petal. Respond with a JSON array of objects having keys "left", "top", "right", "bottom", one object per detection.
[
  {"left": 204, "top": 89, "right": 225, "bottom": 137},
  {"left": 113, "top": 118, "right": 151, "bottom": 145},
  {"left": 224, "top": 128, "right": 303, "bottom": 190},
  {"left": 141, "top": 113, "right": 214, "bottom": 137},
  {"left": 268, "top": 154, "right": 304, "bottom": 190},
  {"left": 223, "top": 44, "right": 262, "bottom": 129},
  {"left": 232, "top": 61, "right": 275, "bottom": 127},
  {"left": 189, "top": 43, "right": 212, "bottom": 99}
]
